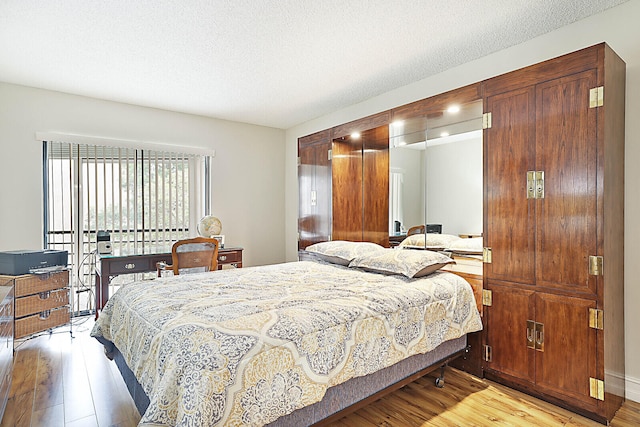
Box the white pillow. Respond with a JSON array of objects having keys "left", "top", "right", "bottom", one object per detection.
[
  {"left": 305, "top": 240, "right": 386, "bottom": 266},
  {"left": 447, "top": 237, "right": 483, "bottom": 254},
  {"left": 349, "top": 248, "right": 454, "bottom": 278},
  {"left": 398, "top": 233, "right": 462, "bottom": 249}
]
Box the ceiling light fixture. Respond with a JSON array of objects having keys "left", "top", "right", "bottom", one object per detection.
[{"left": 447, "top": 105, "right": 461, "bottom": 114}]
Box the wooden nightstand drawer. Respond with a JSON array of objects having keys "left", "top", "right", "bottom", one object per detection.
[
  {"left": 218, "top": 248, "right": 242, "bottom": 265},
  {"left": 15, "top": 288, "right": 69, "bottom": 318},
  {"left": 9, "top": 270, "right": 69, "bottom": 298},
  {"left": 15, "top": 306, "right": 69, "bottom": 339}
]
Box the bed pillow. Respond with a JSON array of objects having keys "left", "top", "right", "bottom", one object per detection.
[
  {"left": 305, "top": 240, "right": 386, "bottom": 266},
  {"left": 349, "top": 248, "right": 454, "bottom": 278},
  {"left": 398, "top": 233, "right": 462, "bottom": 250},
  {"left": 447, "top": 237, "right": 483, "bottom": 254}
]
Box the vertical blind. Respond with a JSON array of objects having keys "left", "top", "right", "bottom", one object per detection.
[{"left": 43, "top": 140, "right": 210, "bottom": 315}]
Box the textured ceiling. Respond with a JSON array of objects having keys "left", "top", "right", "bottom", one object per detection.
[{"left": 0, "top": 0, "right": 628, "bottom": 129}]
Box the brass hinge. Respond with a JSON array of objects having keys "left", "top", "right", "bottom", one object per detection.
[
  {"left": 483, "top": 345, "right": 492, "bottom": 362},
  {"left": 589, "top": 86, "right": 604, "bottom": 108},
  {"left": 482, "top": 112, "right": 492, "bottom": 129},
  {"left": 589, "top": 378, "right": 605, "bottom": 401},
  {"left": 482, "top": 247, "right": 492, "bottom": 264},
  {"left": 527, "top": 171, "right": 545, "bottom": 199},
  {"left": 589, "top": 255, "right": 603, "bottom": 276},
  {"left": 482, "top": 289, "right": 493, "bottom": 307},
  {"left": 328, "top": 149, "right": 332, "bottom": 161},
  {"left": 589, "top": 308, "right": 604, "bottom": 330}
]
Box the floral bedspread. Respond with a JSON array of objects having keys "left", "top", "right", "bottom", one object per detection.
[{"left": 91, "top": 260, "right": 482, "bottom": 426}]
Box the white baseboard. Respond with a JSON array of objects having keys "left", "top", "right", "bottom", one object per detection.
[{"left": 627, "top": 374, "right": 640, "bottom": 403}]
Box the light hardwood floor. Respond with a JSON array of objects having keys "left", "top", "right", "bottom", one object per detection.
[{"left": 2, "top": 316, "right": 639, "bottom": 427}]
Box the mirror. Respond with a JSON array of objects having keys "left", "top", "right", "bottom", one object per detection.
[{"left": 388, "top": 100, "right": 483, "bottom": 247}]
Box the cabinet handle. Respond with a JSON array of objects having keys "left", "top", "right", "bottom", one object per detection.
[
  {"left": 535, "top": 322, "right": 544, "bottom": 352},
  {"left": 219, "top": 255, "right": 227, "bottom": 261},
  {"left": 124, "top": 263, "right": 136, "bottom": 270},
  {"left": 39, "top": 291, "right": 51, "bottom": 300},
  {"left": 526, "top": 320, "right": 535, "bottom": 349}
]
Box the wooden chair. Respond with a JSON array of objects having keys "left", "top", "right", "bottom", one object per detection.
[
  {"left": 407, "top": 225, "right": 425, "bottom": 236},
  {"left": 156, "top": 237, "right": 220, "bottom": 277},
  {"left": 407, "top": 224, "right": 443, "bottom": 236}
]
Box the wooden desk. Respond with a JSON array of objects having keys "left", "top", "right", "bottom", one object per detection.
[{"left": 95, "top": 246, "right": 243, "bottom": 318}]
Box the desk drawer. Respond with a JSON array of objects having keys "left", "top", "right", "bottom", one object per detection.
[
  {"left": 218, "top": 250, "right": 242, "bottom": 264},
  {"left": 15, "top": 288, "right": 68, "bottom": 318},
  {"left": 108, "top": 258, "right": 153, "bottom": 274},
  {"left": 13, "top": 270, "right": 69, "bottom": 298},
  {"left": 15, "top": 306, "right": 69, "bottom": 339}
]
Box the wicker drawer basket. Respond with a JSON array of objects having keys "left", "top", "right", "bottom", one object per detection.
[
  {"left": 15, "top": 288, "right": 69, "bottom": 318},
  {"left": 12, "top": 270, "right": 69, "bottom": 298},
  {"left": 15, "top": 306, "right": 69, "bottom": 339}
]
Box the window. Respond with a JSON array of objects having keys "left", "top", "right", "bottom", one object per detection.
[{"left": 43, "top": 140, "right": 211, "bottom": 315}]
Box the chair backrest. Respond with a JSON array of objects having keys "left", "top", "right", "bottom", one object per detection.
[
  {"left": 170, "top": 237, "right": 219, "bottom": 275},
  {"left": 407, "top": 225, "right": 425, "bottom": 236},
  {"left": 407, "top": 224, "right": 443, "bottom": 236}
]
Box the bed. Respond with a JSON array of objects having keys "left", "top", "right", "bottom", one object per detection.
[{"left": 91, "top": 242, "right": 482, "bottom": 426}]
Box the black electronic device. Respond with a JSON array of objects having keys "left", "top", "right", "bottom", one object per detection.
[{"left": 0, "top": 249, "right": 68, "bottom": 275}]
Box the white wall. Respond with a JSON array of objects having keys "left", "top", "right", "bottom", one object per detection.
[
  {"left": 285, "top": 1, "right": 640, "bottom": 402},
  {"left": 0, "top": 83, "right": 286, "bottom": 267}
]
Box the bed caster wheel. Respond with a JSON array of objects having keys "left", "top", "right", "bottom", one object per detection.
[{"left": 435, "top": 377, "right": 445, "bottom": 388}]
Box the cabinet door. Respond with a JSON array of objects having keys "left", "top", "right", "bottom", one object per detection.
[
  {"left": 484, "top": 87, "right": 536, "bottom": 285},
  {"left": 535, "top": 292, "right": 597, "bottom": 407},
  {"left": 298, "top": 134, "right": 332, "bottom": 249},
  {"left": 484, "top": 282, "right": 535, "bottom": 384},
  {"left": 362, "top": 125, "right": 389, "bottom": 246},
  {"left": 332, "top": 136, "right": 364, "bottom": 242},
  {"left": 535, "top": 70, "right": 598, "bottom": 295}
]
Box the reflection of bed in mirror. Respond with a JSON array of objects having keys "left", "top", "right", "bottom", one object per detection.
[{"left": 92, "top": 243, "right": 483, "bottom": 426}]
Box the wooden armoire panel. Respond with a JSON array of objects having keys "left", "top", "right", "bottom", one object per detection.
[
  {"left": 298, "top": 132, "right": 332, "bottom": 250},
  {"left": 362, "top": 126, "right": 389, "bottom": 246},
  {"left": 332, "top": 136, "right": 364, "bottom": 242},
  {"left": 535, "top": 70, "right": 598, "bottom": 296},
  {"left": 484, "top": 86, "right": 536, "bottom": 285},
  {"left": 535, "top": 292, "right": 597, "bottom": 409},
  {"left": 484, "top": 283, "right": 535, "bottom": 384}
]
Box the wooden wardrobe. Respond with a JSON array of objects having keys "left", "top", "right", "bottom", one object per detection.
[
  {"left": 482, "top": 43, "right": 625, "bottom": 423},
  {"left": 298, "top": 113, "right": 390, "bottom": 250},
  {"left": 297, "top": 42, "right": 625, "bottom": 424}
]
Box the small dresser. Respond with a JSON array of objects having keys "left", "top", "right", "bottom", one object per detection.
[{"left": 0, "top": 270, "right": 70, "bottom": 339}]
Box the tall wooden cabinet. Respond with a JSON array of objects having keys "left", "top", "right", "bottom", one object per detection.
[
  {"left": 296, "top": 42, "right": 625, "bottom": 423},
  {"left": 298, "top": 113, "right": 390, "bottom": 249},
  {"left": 482, "top": 43, "right": 625, "bottom": 423}
]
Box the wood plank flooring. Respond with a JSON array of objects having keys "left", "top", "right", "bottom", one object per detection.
[{"left": 1, "top": 316, "right": 639, "bottom": 427}]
